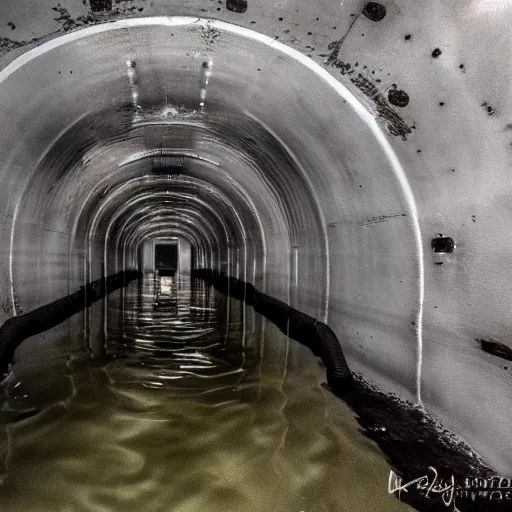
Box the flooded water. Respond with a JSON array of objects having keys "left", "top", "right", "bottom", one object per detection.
[{"left": 0, "top": 277, "right": 412, "bottom": 512}]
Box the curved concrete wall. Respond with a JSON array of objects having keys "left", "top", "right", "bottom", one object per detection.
[{"left": 0, "top": 0, "right": 511, "bottom": 475}]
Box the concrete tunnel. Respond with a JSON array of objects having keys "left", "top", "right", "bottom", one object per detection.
[{"left": 0, "top": 0, "right": 511, "bottom": 481}]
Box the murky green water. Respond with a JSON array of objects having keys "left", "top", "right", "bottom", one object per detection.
[{"left": 0, "top": 278, "right": 412, "bottom": 511}]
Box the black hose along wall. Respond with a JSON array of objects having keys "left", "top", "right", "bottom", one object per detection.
[
  {"left": 192, "top": 268, "right": 354, "bottom": 396},
  {"left": 192, "top": 269, "right": 511, "bottom": 510},
  {"left": 0, "top": 270, "right": 141, "bottom": 377}
]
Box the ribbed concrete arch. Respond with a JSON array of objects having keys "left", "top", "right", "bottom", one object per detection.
[
  {"left": 3, "top": 3, "right": 510, "bottom": 477},
  {"left": 0, "top": 16, "right": 421, "bottom": 416}
]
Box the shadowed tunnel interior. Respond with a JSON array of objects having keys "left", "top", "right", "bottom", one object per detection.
[{"left": 1, "top": 6, "right": 512, "bottom": 510}]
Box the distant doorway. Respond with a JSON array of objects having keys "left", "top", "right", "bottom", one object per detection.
[{"left": 155, "top": 243, "right": 178, "bottom": 277}]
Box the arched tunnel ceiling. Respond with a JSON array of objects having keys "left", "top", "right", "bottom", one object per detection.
[{"left": 1, "top": 0, "right": 512, "bottom": 475}]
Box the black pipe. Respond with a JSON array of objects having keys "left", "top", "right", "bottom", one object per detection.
[
  {"left": 192, "top": 268, "right": 354, "bottom": 395},
  {"left": 0, "top": 269, "right": 141, "bottom": 377}
]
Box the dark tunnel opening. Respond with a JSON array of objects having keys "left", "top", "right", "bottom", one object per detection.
[{"left": 154, "top": 242, "right": 178, "bottom": 275}]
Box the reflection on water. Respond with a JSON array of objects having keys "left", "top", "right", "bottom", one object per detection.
[{"left": 0, "top": 277, "right": 412, "bottom": 511}]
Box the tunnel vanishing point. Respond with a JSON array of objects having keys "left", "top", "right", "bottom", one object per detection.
[{"left": 0, "top": 7, "right": 511, "bottom": 478}]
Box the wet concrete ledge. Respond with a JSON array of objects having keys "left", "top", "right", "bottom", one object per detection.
[{"left": 193, "top": 268, "right": 511, "bottom": 511}]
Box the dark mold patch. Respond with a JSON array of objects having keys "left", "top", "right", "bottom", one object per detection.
[
  {"left": 432, "top": 47, "right": 442, "bottom": 58},
  {"left": 326, "top": 58, "right": 354, "bottom": 75},
  {"left": 351, "top": 75, "right": 412, "bottom": 139},
  {"left": 362, "top": 2, "right": 387, "bottom": 22},
  {"left": 326, "top": 46, "right": 412, "bottom": 139},
  {"left": 481, "top": 102, "right": 495, "bottom": 116},
  {"left": 404, "top": 34, "right": 411, "bottom": 40},
  {"left": 326, "top": 13, "right": 360, "bottom": 62},
  {"left": 53, "top": 4, "right": 82, "bottom": 31},
  {"left": 3, "top": 3, "right": 159, "bottom": 52},
  {"left": 326, "top": 20, "right": 416, "bottom": 139},
  {"left": 360, "top": 213, "right": 407, "bottom": 226},
  {"left": 0, "top": 37, "right": 31, "bottom": 54},
  {"left": 226, "top": 0, "right": 248, "bottom": 14},
  {"left": 90, "top": 0, "right": 112, "bottom": 11},
  {"left": 201, "top": 23, "right": 221, "bottom": 45},
  {"left": 51, "top": 4, "right": 108, "bottom": 32},
  {"left": 431, "top": 235, "right": 455, "bottom": 253},
  {"left": 388, "top": 85, "right": 410, "bottom": 108},
  {"left": 12, "top": 290, "right": 22, "bottom": 316},
  {"left": 48, "top": 2, "right": 144, "bottom": 33},
  {"left": 478, "top": 338, "right": 512, "bottom": 362}
]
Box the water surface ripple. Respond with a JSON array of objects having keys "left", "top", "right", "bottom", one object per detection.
[{"left": 0, "top": 280, "right": 411, "bottom": 511}]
